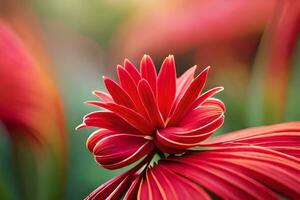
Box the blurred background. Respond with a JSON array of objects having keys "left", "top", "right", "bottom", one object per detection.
[{"left": 0, "top": 0, "right": 299, "bottom": 199}]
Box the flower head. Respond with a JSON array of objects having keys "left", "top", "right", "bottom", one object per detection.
[
  {"left": 78, "top": 55, "right": 300, "bottom": 199},
  {"left": 78, "top": 55, "right": 225, "bottom": 169}
]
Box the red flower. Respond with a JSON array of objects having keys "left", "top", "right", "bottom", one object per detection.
[
  {"left": 78, "top": 55, "right": 224, "bottom": 168},
  {"left": 78, "top": 55, "right": 300, "bottom": 199}
]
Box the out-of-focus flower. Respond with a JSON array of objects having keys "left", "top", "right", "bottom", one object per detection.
[
  {"left": 111, "top": 0, "right": 276, "bottom": 63},
  {"left": 0, "top": 21, "right": 67, "bottom": 199},
  {"left": 248, "top": 1, "right": 300, "bottom": 125},
  {"left": 79, "top": 55, "right": 300, "bottom": 199},
  {"left": 0, "top": 23, "right": 55, "bottom": 144}
]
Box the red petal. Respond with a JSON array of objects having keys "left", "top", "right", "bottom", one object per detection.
[
  {"left": 86, "top": 101, "right": 153, "bottom": 134},
  {"left": 86, "top": 129, "right": 112, "bottom": 153},
  {"left": 157, "top": 55, "right": 176, "bottom": 120},
  {"left": 156, "top": 103, "right": 224, "bottom": 151},
  {"left": 83, "top": 111, "right": 139, "bottom": 133},
  {"left": 103, "top": 77, "right": 136, "bottom": 110},
  {"left": 202, "top": 98, "right": 226, "bottom": 112},
  {"left": 168, "top": 66, "right": 210, "bottom": 126},
  {"left": 85, "top": 157, "right": 151, "bottom": 200},
  {"left": 140, "top": 55, "right": 157, "bottom": 95},
  {"left": 138, "top": 79, "right": 164, "bottom": 128},
  {"left": 173, "top": 65, "right": 197, "bottom": 110},
  {"left": 124, "top": 58, "right": 141, "bottom": 84},
  {"left": 84, "top": 171, "right": 132, "bottom": 200},
  {"left": 156, "top": 113, "right": 224, "bottom": 151},
  {"left": 94, "top": 134, "right": 154, "bottom": 169},
  {"left": 163, "top": 155, "right": 279, "bottom": 200},
  {"left": 191, "top": 87, "right": 224, "bottom": 109},
  {"left": 124, "top": 174, "right": 142, "bottom": 200},
  {"left": 137, "top": 169, "right": 166, "bottom": 200},
  {"left": 204, "top": 121, "right": 300, "bottom": 145},
  {"left": 117, "top": 65, "right": 148, "bottom": 115},
  {"left": 139, "top": 164, "right": 211, "bottom": 200},
  {"left": 178, "top": 146, "right": 300, "bottom": 199},
  {"left": 92, "top": 90, "right": 113, "bottom": 102},
  {"left": 179, "top": 104, "right": 224, "bottom": 128}
]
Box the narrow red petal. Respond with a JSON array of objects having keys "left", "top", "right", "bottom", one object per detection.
[
  {"left": 138, "top": 79, "right": 164, "bottom": 128},
  {"left": 191, "top": 87, "right": 224, "bottom": 109},
  {"left": 137, "top": 177, "right": 150, "bottom": 200},
  {"left": 149, "top": 164, "right": 211, "bottom": 200},
  {"left": 157, "top": 55, "right": 176, "bottom": 120},
  {"left": 85, "top": 157, "right": 151, "bottom": 200},
  {"left": 140, "top": 55, "right": 157, "bottom": 95},
  {"left": 83, "top": 111, "right": 139, "bottom": 133},
  {"left": 84, "top": 171, "right": 131, "bottom": 200},
  {"left": 92, "top": 90, "right": 113, "bottom": 102},
  {"left": 103, "top": 77, "right": 136, "bottom": 110},
  {"left": 117, "top": 66, "right": 148, "bottom": 115},
  {"left": 173, "top": 65, "right": 197, "bottom": 109},
  {"left": 149, "top": 166, "right": 177, "bottom": 199},
  {"left": 137, "top": 169, "right": 166, "bottom": 200},
  {"left": 204, "top": 122, "right": 300, "bottom": 145},
  {"left": 124, "top": 174, "right": 142, "bottom": 200},
  {"left": 124, "top": 58, "right": 141, "bottom": 84},
  {"left": 168, "top": 66, "right": 210, "bottom": 126},
  {"left": 172, "top": 145, "right": 300, "bottom": 199},
  {"left": 163, "top": 158, "right": 279, "bottom": 200},
  {"left": 86, "top": 101, "right": 153, "bottom": 134}
]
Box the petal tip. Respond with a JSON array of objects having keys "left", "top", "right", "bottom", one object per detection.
[
  {"left": 75, "top": 124, "right": 86, "bottom": 130},
  {"left": 217, "top": 86, "right": 224, "bottom": 91},
  {"left": 204, "top": 66, "right": 211, "bottom": 71},
  {"left": 117, "top": 64, "right": 123, "bottom": 69}
]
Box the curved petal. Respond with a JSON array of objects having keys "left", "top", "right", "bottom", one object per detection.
[
  {"left": 204, "top": 122, "right": 300, "bottom": 146},
  {"left": 168, "top": 67, "right": 210, "bottom": 126},
  {"left": 202, "top": 98, "right": 226, "bottom": 112},
  {"left": 156, "top": 114, "right": 224, "bottom": 151},
  {"left": 82, "top": 111, "right": 140, "bottom": 133},
  {"left": 92, "top": 90, "right": 113, "bottom": 102},
  {"left": 179, "top": 103, "right": 225, "bottom": 128},
  {"left": 156, "top": 105, "right": 224, "bottom": 151},
  {"left": 94, "top": 134, "right": 154, "bottom": 169},
  {"left": 162, "top": 158, "right": 279, "bottom": 200},
  {"left": 175, "top": 65, "right": 197, "bottom": 102},
  {"left": 191, "top": 87, "right": 224, "bottom": 110},
  {"left": 86, "top": 129, "right": 112, "bottom": 153},
  {"left": 165, "top": 144, "right": 300, "bottom": 199},
  {"left": 86, "top": 101, "right": 153, "bottom": 134}
]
